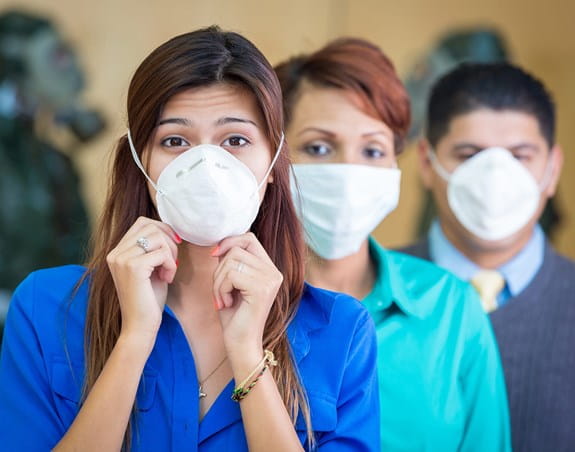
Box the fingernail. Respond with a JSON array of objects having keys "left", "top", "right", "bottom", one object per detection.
[
  {"left": 210, "top": 245, "right": 220, "bottom": 257},
  {"left": 213, "top": 297, "right": 220, "bottom": 311},
  {"left": 175, "top": 259, "right": 179, "bottom": 267},
  {"left": 174, "top": 233, "right": 182, "bottom": 244}
]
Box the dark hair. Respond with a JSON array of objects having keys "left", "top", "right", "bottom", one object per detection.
[
  {"left": 83, "top": 26, "right": 312, "bottom": 448},
  {"left": 275, "top": 38, "right": 411, "bottom": 153},
  {"left": 426, "top": 61, "right": 556, "bottom": 147},
  {"left": 0, "top": 10, "right": 52, "bottom": 81}
]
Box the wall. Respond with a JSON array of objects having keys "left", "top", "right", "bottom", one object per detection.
[
  {"left": 343, "top": 0, "right": 575, "bottom": 257},
  {"left": 3, "top": 0, "right": 573, "bottom": 257}
]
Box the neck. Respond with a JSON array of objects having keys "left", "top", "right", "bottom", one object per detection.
[
  {"left": 168, "top": 243, "right": 219, "bottom": 313},
  {"left": 440, "top": 219, "right": 536, "bottom": 269},
  {"left": 305, "top": 240, "right": 375, "bottom": 300}
]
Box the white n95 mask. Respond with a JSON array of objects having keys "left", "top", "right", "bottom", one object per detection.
[
  {"left": 127, "top": 130, "right": 283, "bottom": 246},
  {"left": 291, "top": 163, "right": 401, "bottom": 259},
  {"left": 430, "top": 147, "right": 551, "bottom": 242}
]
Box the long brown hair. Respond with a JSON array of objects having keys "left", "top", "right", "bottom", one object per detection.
[
  {"left": 83, "top": 26, "right": 311, "bottom": 446},
  {"left": 275, "top": 37, "right": 411, "bottom": 153}
]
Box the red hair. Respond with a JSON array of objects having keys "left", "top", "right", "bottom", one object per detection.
[{"left": 275, "top": 38, "right": 411, "bottom": 152}]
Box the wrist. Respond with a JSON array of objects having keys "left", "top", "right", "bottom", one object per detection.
[
  {"left": 227, "top": 345, "right": 265, "bottom": 381},
  {"left": 117, "top": 329, "right": 157, "bottom": 358},
  {"left": 224, "top": 335, "right": 262, "bottom": 359},
  {"left": 230, "top": 349, "right": 278, "bottom": 402}
]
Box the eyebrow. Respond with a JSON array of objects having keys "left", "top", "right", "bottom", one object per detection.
[
  {"left": 361, "top": 130, "right": 392, "bottom": 139},
  {"left": 158, "top": 117, "right": 193, "bottom": 127},
  {"left": 297, "top": 127, "right": 335, "bottom": 137},
  {"left": 215, "top": 116, "right": 258, "bottom": 127},
  {"left": 451, "top": 142, "right": 541, "bottom": 152},
  {"left": 297, "top": 127, "right": 391, "bottom": 139},
  {"left": 157, "top": 116, "right": 259, "bottom": 128}
]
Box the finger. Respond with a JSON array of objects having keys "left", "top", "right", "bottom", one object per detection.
[
  {"left": 213, "top": 262, "right": 236, "bottom": 309},
  {"left": 212, "top": 232, "right": 271, "bottom": 263},
  {"left": 117, "top": 225, "right": 179, "bottom": 260},
  {"left": 144, "top": 244, "right": 178, "bottom": 283},
  {"left": 213, "top": 258, "right": 255, "bottom": 309},
  {"left": 110, "top": 235, "right": 178, "bottom": 283},
  {"left": 217, "top": 246, "right": 264, "bottom": 272},
  {"left": 122, "top": 216, "right": 182, "bottom": 246},
  {"left": 123, "top": 246, "right": 177, "bottom": 283},
  {"left": 124, "top": 220, "right": 181, "bottom": 248},
  {"left": 213, "top": 256, "right": 254, "bottom": 293}
]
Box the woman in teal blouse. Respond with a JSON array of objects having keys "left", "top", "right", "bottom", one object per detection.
[{"left": 275, "top": 38, "right": 511, "bottom": 451}]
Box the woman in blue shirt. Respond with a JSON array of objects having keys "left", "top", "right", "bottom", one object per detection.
[
  {"left": 0, "top": 27, "right": 379, "bottom": 451},
  {"left": 275, "top": 38, "right": 511, "bottom": 451}
]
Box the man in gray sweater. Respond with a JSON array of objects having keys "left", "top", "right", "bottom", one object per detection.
[{"left": 401, "top": 62, "right": 575, "bottom": 451}]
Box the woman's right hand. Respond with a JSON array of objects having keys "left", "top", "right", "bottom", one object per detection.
[{"left": 106, "top": 217, "right": 181, "bottom": 342}]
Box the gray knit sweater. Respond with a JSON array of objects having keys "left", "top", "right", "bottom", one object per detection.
[{"left": 399, "top": 239, "right": 575, "bottom": 452}]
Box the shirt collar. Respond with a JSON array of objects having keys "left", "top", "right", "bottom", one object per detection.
[
  {"left": 429, "top": 221, "right": 479, "bottom": 281},
  {"left": 287, "top": 283, "right": 332, "bottom": 363},
  {"left": 498, "top": 225, "right": 544, "bottom": 296},
  {"left": 363, "top": 236, "right": 426, "bottom": 318},
  {"left": 428, "top": 220, "right": 544, "bottom": 296}
]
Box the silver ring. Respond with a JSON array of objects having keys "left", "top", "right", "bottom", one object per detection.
[
  {"left": 136, "top": 236, "right": 150, "bottom": 253},
  {"left": 237, "top": 262, "right": 245, "bottom": 273}
]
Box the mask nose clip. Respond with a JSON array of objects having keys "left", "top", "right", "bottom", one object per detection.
[{"left": 176, "top": 157, "right": 206, "bottom": 179}]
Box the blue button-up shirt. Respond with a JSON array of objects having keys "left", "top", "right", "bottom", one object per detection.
[
  {"left": 429, "top": 221, "right": 545, "bottom": 306},
  {"left": 0, "top": 265, "right": 379, "bottom": 451}
]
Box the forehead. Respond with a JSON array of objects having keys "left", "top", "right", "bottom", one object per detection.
[
  {"left": 441, "top": 108, "right": 547, "bottom": 147},
  {"left": 289, "top": 83, "right": 389, "bottom": 133},
  {"left": 161, "top": 82, "right": 261, "bottom": 121}
]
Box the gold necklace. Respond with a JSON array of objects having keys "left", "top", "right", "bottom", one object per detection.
[{"left": 198, "top": 356, "right": 227, "bottom": 399}]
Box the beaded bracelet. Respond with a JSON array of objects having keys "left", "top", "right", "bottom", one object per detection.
[{"left": 231, "top": 349, "right": 277, "bottom": 402}]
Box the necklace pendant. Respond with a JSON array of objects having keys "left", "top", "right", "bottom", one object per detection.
[{"left": 199, "top": 385, "right": 207, "bottom": 399}]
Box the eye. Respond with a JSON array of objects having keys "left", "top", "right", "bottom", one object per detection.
[
  {"left": 302, "top": 142, "right": 332, "bottom": 157},
  {"left": 457, "top": 151, "right": 479, "bottom": 161},
  {"left": 222, "top": 135, "right": 250, "bottom": 148},
  {"left": 161, "top": 136, "right": 190, "bottom": 148},
  {"left": 511, "top": 151, "right": 533, "bottom": 162},
  {"left": 362, "top": 147, "right": 386, "bottom": 159}
]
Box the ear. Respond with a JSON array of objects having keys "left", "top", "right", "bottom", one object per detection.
[
  {"left": 417, "top": 138, "right": 434, "bottom": 189},
  {"left": 544, "top": 144, "right": 564, "bottom": 197}
]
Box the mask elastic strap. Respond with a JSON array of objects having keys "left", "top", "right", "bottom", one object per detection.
[
  {"left": 538, "top": 153, "right": 555, "bottom": 192},
  {"left": 127, "top": 129, "right": 164, "bottom": 195},
  {"left": 256, "top": 132, "right": 285, "bottom": 191},
  {"left": 428, "top": 150, "right": 452, "bottom": 181}
]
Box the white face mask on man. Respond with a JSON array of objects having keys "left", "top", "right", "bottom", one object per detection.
[
  {"left": 429, "top": 147, "right": 552, "bottom": 242},
  {"left": 128, "top": 130, "right": 283, "bottom": 246},
  {"left": 290, "top": 163, "right": 401, "bottom": 259}
]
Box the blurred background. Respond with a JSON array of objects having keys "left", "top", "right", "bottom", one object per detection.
[{"left": 0, "top": 0, "right": 573, "bottom": 325}]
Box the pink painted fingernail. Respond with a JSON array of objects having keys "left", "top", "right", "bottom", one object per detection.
[
  {"left": 210, "top": 245, "right": 220, "bottom": 257},
  {"left": 175, "top": 259, "right": 179, "bottom": 267},
  {"left": 174, "top": 233, "right": 183, "bottom": 244},
  {"left": 213, "top": 297, "right": 220, "bottom": 311}
]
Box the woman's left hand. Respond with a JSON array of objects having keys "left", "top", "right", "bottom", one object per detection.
[{"left": 211, "top": 232, "right": 283, "bottom": 358}]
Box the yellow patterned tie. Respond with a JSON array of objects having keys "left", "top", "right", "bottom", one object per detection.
[{"left": 470, "top": 270, "right": 505, "bottom": 313}]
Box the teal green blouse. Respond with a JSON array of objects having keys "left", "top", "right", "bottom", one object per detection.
[{"left": 364, "top": 238, "right": 511, "bottom": 451}]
